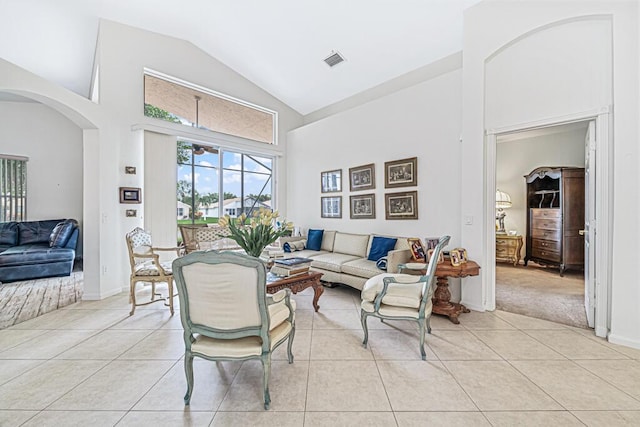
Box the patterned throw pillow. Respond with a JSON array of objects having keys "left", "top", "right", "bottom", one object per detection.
[
  {"left": 376, "top": 257, "right": 388, "bottom": 271},
  {"left": 284, "top": 240, "right": 306, "bottom": 252}
]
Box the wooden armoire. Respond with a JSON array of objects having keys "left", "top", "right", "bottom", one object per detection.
[{"left": 523, "top": 167, "right": 585, "bottom": 276}]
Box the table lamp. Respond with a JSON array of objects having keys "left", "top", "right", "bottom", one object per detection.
[{"left": 495, "top": 189, "right": 512, "bottom": 234}]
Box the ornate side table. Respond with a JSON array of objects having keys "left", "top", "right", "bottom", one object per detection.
[{"left": 399, "top": 260, "right": 481, "bottom": 324}]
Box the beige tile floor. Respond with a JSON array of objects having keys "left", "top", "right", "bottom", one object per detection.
[{"left": 1, "top": 284, "right": 640, "bottom": 426}]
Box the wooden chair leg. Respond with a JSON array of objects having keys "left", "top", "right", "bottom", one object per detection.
[
  {"left": 184, "top": 351, "right": 194, "bottom": 405},
  {"left": 129, "top": 279, "right": 137, "bottom": 316},
  {"left": 261, "top": 354, "right": 272, "bottom": 410},
  {"left": 360, "top": 310, "right": 370, "bottom": 348},
  {"left": 418, "top": 321, "right": 427, "bottom": 361},
  {"left": 168, "top": 279, "right": 174, "bottom": 316}
]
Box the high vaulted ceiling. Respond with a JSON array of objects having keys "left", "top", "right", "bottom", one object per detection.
[{"left": 0, "top": 0, "right": 480, "bottom": 115}]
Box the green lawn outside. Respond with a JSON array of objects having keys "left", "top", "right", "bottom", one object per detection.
[{"left": 177, "top": 218, "right": 220, "bottom": 225}]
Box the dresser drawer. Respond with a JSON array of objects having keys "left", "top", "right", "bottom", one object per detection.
[
  {"left": 531, "top": 208, "right": 561, "bottom": 219},
  {"left": 532, "top": 238, "right": 561, "bottom": 253},
  {"left": 531, "top": 247, "right": 561, "bottom": 262},
  {"left": 496, "top": 238, "right": 518, "bottom": 248},
  {"left": 531, "top": 228, "right": 561, "bottom": 241},
  {"left": 496, "top": 246, "right": 514, "bottom": 256},
  {"left": 532, "top": 217, "right": 561, "bottom": 231}
]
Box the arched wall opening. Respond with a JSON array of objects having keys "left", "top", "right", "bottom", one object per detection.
[{"left": 0, "top": 87, "right": 102, "bottom": 299}]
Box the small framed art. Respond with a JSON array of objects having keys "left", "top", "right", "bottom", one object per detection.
[
  {"left": 407, "top": 237, "right": 426, "bottom": 261},
  {"left": 450, "top": 248, "right": 468, "bottom": 267},
  {"left": 385, "top": 157, "right": 417, "bottom": 188},
  {"left": 120, "top": 187, "right": 141, "bottom": 204},
  {"left": 321, "top": 196, "right": 342, "bottom": 218},
  {"left": 349, "top": 163, "right": 375, "bottom": 192},
  {"left": 385, "top": 191, "right": 418, "bottom": 220},
  {"left": 425, "top": 237, "right": 440, "bottom": 251},
  {"left": 350, "top": 193, "right": 375, "bottom": 219},
  {"left": 321, "top": 169, "right": 342, "bottom": 193}
]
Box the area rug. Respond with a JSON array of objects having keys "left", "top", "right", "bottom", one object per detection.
[
  {"left": 496, "top": 262, "right": 588, "bottom": 329},
  {"left": 0, "top": 271, "right": 83, "bottom": 329}
]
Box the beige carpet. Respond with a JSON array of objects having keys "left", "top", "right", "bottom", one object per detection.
[
  {"left": 0, "top": 272, "right": 83, "bottom": 329},
  {"left": 496, "top": 262, "right": 588, "bottom": 329}
]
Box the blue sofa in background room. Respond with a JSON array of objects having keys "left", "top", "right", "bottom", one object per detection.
[{"left": 0, "top": 219, "right": 79, "bottom": 283}]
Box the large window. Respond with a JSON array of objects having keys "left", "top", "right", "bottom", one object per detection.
[
  {"left": 0, "top": 155, "right": 27, "bottom": 221},
  {"left": 177, "top": 141, "right": 274, "bottom": 225},
  {"left": 144, "top": 73, "right": 276, "bottom": 144}
]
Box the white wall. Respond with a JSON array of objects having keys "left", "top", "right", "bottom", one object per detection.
[
  {"left": 287, "top": 68, "right": 464, "bottom": 300},
  {"left": 0, "top": 102, "right": 84, "bottom": 255},
  {"left": 144, "top": 130, "right": 178, "bottom": 260},
  {"left": 496, "top": 127, "right": 586, "bottom": 242},
  {"left": 461, "top": 1, "right": 639, "bottom": 347},
  {"left": 94, "top": 20, "right": 304, "bottom": 292}
]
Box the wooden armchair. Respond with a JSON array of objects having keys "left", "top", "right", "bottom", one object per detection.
[
  {"left": 360, "top": 235, "right": 450, "bottom": 360},
  {"left": 178, "top": 223, "right": 208, "bottom": 254},
  {"left": 178, "top": 224, "right": 240, "bottom": 254},
  {"left": 125, "top": 227, "right": 181, "bottom": 316},
  {"left": 172, "top": 251, "right": 296, "bottom": 409}
]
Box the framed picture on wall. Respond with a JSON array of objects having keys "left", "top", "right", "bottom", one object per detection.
[
  {"left": 384, "top": 191, "right": 418, "bottom": 220},
  {"left": 349, "top": 193, "right": 375, "bottom": 219},
  {"left": 321, "top": 196, "right": 342, "bottom": 218},
  {"left": 385, "top": 157, "right": 417, "bottom": 188},
  {"left": 321, "top": 169, "right": 342, "bottom": 193},
  {"left": 120, "top": 187, "right": 141, "bottom": 204},
  {"left": 349, "top": 163, "right": 375, "bottom": 191}
]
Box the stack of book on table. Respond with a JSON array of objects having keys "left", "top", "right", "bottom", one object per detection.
[{"left": 270, "top": 257, "right": 313, "bottom": 277}]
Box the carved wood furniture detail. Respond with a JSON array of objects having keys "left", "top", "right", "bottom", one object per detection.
[
  {"left": 266, "top": 271, "right": 324, "bottom": 312},
  {"left": 399, "top": 260, "right": 481, "bottom": 324},
  {"left": 524, "top": 167, "right": 585, "bottom": 276},
  {"left": 433, "top": 261, "right": 480, "bottom": 324},
  {"left": 496, "top": 234, "right": 523, "bottom": 266}
]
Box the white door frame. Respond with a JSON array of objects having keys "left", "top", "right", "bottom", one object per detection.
[{"left": 485, "top": 107, "right": 611, "bottom": 337}]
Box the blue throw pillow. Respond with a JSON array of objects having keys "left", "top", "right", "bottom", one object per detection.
[
  {"left": 367, "top": 236, "right": 398, "bottom": 261},
  {"left": 283, "top": 242, "right": 292, "bottom": 253},
  {"left": 376, "top": 257, "right": 388, "bottom": 271},
  {"left": 307, "top": 229, "right": 324, "bottom": 251}
]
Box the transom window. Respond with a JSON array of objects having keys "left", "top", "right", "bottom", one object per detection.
[{"left": 144, "top": 72, "right": 276, "bottom": 144}]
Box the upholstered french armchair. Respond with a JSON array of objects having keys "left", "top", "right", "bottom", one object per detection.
[
  {"left": 360, "top": 235, "right": 450, "bottom": 360},
  {"left": 171, "top": 251, "right": 296, "bottom": 410},
  {"left": 125, "top": 227, "right": 181, "bottom": 316}
]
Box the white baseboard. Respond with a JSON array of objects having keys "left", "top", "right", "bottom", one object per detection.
[
  {"left": 607, "top": 333, "right": 640, "bottom": 350},
  {"left": 460, "top": 300, "right": 485, "bottom": 312},
  {"left": 82, "top": 286, "right": 123, "bottom": 301}
]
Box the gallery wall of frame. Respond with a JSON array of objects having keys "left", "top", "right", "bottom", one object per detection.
[{"left": 319, "top": 156, "right": 419, "bottom": 221}]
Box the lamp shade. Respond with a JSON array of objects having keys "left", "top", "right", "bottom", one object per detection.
[{"left": 495, "top": 189, "right": 512, "bottom": 209}]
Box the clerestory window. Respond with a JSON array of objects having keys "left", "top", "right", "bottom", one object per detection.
[{"left": 144, "top": 72, "right": 276, "bottom": 144}]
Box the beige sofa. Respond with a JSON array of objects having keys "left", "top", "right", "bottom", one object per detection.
[{"left": 280, "top": 231, "right": 411, "bottom": 291}]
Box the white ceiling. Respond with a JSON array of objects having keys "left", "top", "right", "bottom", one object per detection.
[{"left": 0, "top": 0, "right": 480, "bottom": 115}]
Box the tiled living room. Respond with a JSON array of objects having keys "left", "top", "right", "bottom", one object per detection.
[
  {"left": 2, "top": 284, "right": 640, "bottom": 426},
  {"left": 2, "top": 1, "right": 640, "bottom": 426}
]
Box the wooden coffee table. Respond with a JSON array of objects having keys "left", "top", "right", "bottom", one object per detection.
[{"left": 266, "top": 271, "right": 324, "bottom": 312}]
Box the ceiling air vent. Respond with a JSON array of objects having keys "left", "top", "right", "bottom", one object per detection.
[{"left": 324, "top": 51, "right": 345, "bottom": 67}]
